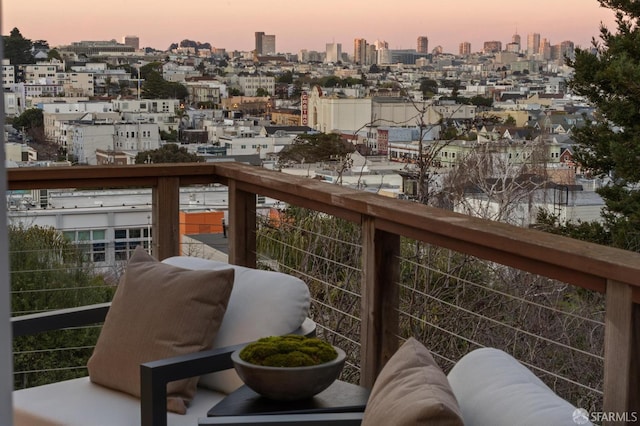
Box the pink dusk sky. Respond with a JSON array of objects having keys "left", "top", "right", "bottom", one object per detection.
[{"left": 3, "top": 0, "right": 617, "bottom": 54}]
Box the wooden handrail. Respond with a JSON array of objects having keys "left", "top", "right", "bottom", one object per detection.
[{"left": 8, "top": 162, "right": 640, "bottom": 418}]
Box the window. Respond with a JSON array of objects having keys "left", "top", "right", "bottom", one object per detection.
[
  {"left": 63, "top": 229, "right": 107, "bottom": 262},
  {"left": 115, "top": 227, "right": 151, "bottom": 261}
]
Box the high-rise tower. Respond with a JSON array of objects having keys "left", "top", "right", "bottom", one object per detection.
[
  {"left": 459, "top": 42, "right": 471, "bottom": 56},
  {"left": 417, "top": 36, "right": 429, "bottom": 54},
  {"left": 527, "top": 33, "right": 540, "bottom": 56},
  {"left": 354, "top": 38, "right": 368, "bottom": 64},
  {"left": 255, "top": 32, "right": 265, "bottom": 54},
  {"left": 325, "top": 43, "right": 342, "bottom": 63},
  {"left": 255, "top": 32, "right": 275, "bottom": 55}
]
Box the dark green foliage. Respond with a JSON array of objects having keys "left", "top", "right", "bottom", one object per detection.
[
  {"left": 277, "top": 133, "right": 354, "bottom": 166},
  {"left": 2, "top": 28, "right": 35, "bottom": 65},
  {"left": 568, "top": 1, "right": 640, "bottom": 250},
  {"left": 47, "top": 49, "right": 62, "bottom": 61},
  {"left": 468, "top": 95, "right": 494, "bottom": 108},
  {"left": 10, "top": 225, "right": 115, "bottom": 389},
  {"left": 312, "top": 75, "right": 365, "bottom": 88},
  {"left": 277, "top": 71, "right": 294, "bottom": 84},
  {"left": 139, "top": 62, "right": 163, "bottom": 80},
  {"left": 135, "top": 143, "right": 202, "bottom": 164},
  {"left": 504, "top": 115, "right": 517, "bottom": 126},
  {"left": 419, "top": 78, "right": 438, "bottom": 98},
  {"left": 159, "top": 129, "right": 178, "bottom": 142},
  {"left": 12, "top": 108, "right": 43, "bottom": 133},
  {"left": 535, "top": 210, "right": 612, "bottom": 246},
  {"left": 141, "top": 70, "right": 188, "bottom": 100},
  {"left": 239, "top": 335, "right": 337, "bottom": 367}
]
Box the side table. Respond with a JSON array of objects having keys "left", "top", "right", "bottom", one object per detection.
[{"left": 200, "top": 379, "right": 370, "bottom": 425}]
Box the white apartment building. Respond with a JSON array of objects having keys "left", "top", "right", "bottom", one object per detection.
[
  {"left": 306, "top": 86, "right": 372, "bottom": 133},
  {"left": 3, "top": 91, "right": 22, "bottom": 117},
  {"left": 22, "top": 62, "right": 65, "bottom": 84},
  {"left": 220, "top": 135, "right": 274, "bottom": 159},
  {"left": 238, "top": 76, "right": 276, "bottom": 96},
  {"left": 61, "top": 72, "right": 95, "bottom": 97},
  {"left": 111, "top": 98, "right": 180, "bottom": 114},
  {"left": 111, "top": 99, "right": 181, "bottom": 133},
  {"left": 5, "top": 143, "right": 37, "bottom": 163},
  {"left": 185, "top": 80, "right": 226, "bottom": 107},
  {"left": 162, "top": 63, "right": 200, "bottom": 82},
  {"left": 2, "top": 59, "right": 15, "bottom": 85},
  {"left": 42, "top": 101, "right": 115, "bottom": 141},
  {"left": 70, "top": 121, "right": 161, "bottom": 165},
  {"left": 23, "top": 82, "right": 63, "bottom": 98}
]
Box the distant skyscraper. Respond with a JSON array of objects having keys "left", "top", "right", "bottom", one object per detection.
[
  {"left": 540, "top": 38, "right": 551, "bottom": 60},
  {"left": 374, "top": 39, "right": 389, "bottom": 50},
  {"left": 512, "top": 33, "right": 521, "bottom": 46},
  {"left": 417, "top": 36, "right": 429, "bottom": 54},
  {"left": 325, "top": 42, "right": 342, "bottom": 63},
  {"left": 483, "top": 41, "right": 502, "bottom": 54},
  {"left": 255, "top": 32, "right": 276, "bottom": 55},
  {"left": 354, "top": 38, "right": 368, "bottom": 64},
  {"left": 255, "top": 32, "right": 265, "bottom": 54},
  {"left": 459, "top": 41, "right": 471, "bottom": 56},
  {"left": 123, "top": 35, "right": 139, "bottom": 50},
  {"left": 262, "top": 34, "right": 276, "bottom": 55},
  {"left": 366, "top": 45, "right": 377, "bottom": 65},
  {"left": 509, "top": 32, "right": 521, "bottom": 53},
  {"left": 559, "top": 40, "right": 575, "bottom": 61},
  {"left": 527, "top": 33, "right": 540, "bottom": 56}
]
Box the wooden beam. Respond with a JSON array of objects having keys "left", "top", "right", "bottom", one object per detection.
[
  {"left": 603, "top": 280, "right": 636, "bottom": 425},
  {"left": 360, "top": 216, "right": 400, "bottom": 388},
  {"left": 152, "top": 177, "right": 180, "bottom": 260},
  {"left": 228, "top": 179, "right": 256, "bottom": 268}
]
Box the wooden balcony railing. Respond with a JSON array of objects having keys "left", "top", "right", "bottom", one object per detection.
[{"left": 8, "top": 162, "right": 640, "bottom": 420}]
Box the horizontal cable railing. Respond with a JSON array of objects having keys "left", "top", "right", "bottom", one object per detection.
[{"left": 255, "top": 208, "right": 606, "bottom": 411}]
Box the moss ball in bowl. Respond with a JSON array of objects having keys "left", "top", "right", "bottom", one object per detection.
[{"left": 232, "top": 335, "right": 346, "bottom": 401}]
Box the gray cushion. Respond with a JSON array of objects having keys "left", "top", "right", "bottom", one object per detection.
[{"left": 447, "top": 347, "right": 591, "bottom": 426}]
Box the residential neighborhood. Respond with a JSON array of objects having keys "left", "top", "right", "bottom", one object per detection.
[{"left": 3, "top": 28, "right": 604, "bottom": 235}]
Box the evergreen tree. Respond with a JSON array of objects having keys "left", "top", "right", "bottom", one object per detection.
[
  {"left": 2, "top": 28, "right": 35, "bottom": 65},
  {"left": 135, "top": 144, "right": 202, "bottom": 164},
  {"left": 568, "top": 0, "right": 640, "bottom": 251}
]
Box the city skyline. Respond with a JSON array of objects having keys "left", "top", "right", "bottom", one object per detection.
[{"left": 3, "top": 0, "right": 617, "bottom": 54}]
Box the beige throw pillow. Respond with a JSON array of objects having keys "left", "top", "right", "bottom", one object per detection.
[
  {"left": 362, "top": 337, "right": 463, "bottom": 426},
  {"left": 87, "top": 246, "right": 234, "bottom": 414}
]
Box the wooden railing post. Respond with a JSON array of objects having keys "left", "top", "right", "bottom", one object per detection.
[
  {"left": 603, "top": 280, "right": 639, "bottom": 425},
  {"left": 360, "top": 216, "right": 400, "bottom": 388},
  {"left": 152, "top": 177, "right": 180, "bottom": 260},
  {"left": 228, "top": 179, "right": 256, "bottom": 268}
]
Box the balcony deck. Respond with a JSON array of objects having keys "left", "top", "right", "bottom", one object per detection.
[{"left": 7, "top": 162, "right": 640, "bottom": 423}]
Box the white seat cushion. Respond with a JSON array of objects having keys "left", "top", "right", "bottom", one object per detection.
[
  {"left": 13, "top": 376, "right": 225, "bottom": 426},
  {"left": 447, "top": 348, "right": 590, "bottom": 426},
  {"left": 161, "top": 256, "right": 310, "bottom": 393}
]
